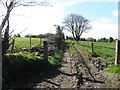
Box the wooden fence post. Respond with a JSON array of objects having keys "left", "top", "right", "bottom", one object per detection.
[
  {"left": 0, "top": 31, "right": 2, "bottom": 90},
  {"left": 30, "top": 37, "right": 31, "bottom": 49},
  {"left": 91, "top": 42, "right": 94, "bottom": 52},
  {"left": 11, "top": 39, "right": 15, "bottom": 53},
  {"left": 115, "top": 40, "right": 120, "bottom": 65},
  {"left": 40, "top": 38, "right": 42, "bottom": 46},
  {"left": 116, "top": 1, "right": 120, "bottom": 65},
  {"left": 43, "top": 41, "right": 48, "bottom": 62}
]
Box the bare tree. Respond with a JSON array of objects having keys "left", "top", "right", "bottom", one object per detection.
[
  {"left": 63, "top": 13, "right": 91, "bottom": 41},
  {"left": 0, "top": 0, "right": 50, "bottom": 55}
]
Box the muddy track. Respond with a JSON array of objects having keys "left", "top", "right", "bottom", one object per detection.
[
  {"left": 33, "top": 51, "right": 80, "bottom": 88},
  {"left": 73, "top": 45, "right": 120, "bottom": 88},
  {"left": 14, "top": 44, "right": 120, "bottom": 88},
  {"left": 14, "top": 49, "right": 81, "bottom": 88}
]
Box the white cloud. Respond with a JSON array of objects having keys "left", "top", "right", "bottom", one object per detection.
[
  {"left": 112, "top": 10, "right": 120, "bottom": 17},
  {"left": 86, "top": 0, "right": 119, "bottom": 2},
  {"left": 52, "top": 0, "right": 87, "bottom": 10},
  {"left": 112, "top": 10, "right": 118, "bottom": 16},
  {"left": 9, "top": 3, "right": 65, "bottom": 36},
  {"left": 58, "top": 0, "right": 87, "bottom": 7},
  {"left": 99, "top": 17, "right": 112, "bottom": 23},
  {"left": 9, "top": 0, "right": 88, "bottom": 36},
  {"left": 83, "top": 20, "right": 118, "bottom": 39}
]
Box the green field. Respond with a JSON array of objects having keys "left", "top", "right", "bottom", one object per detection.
[
  {"left": 9, "top": 37, "right": 45, "bottom": 50},
  {"left": 66, "top": 40, "right": 116, "bottom": 62}
]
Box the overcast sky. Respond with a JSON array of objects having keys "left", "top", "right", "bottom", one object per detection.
[{"left": 0, "top": 0, "right": 119, "bottom": 39}]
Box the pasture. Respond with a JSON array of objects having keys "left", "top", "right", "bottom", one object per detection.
[
  {"left": 9, "top": 37, "right": 45, "bottom": 50},
  {"left": 66, "top": 40, "right": 116, "bottom": 62}
]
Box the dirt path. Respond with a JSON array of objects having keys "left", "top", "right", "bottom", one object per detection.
[
  {"left": 33, "top": 50, "right": 81, "bottom": 88},
  {"left": 14, "top": 46, "right": 120, "bottom": 88},
  {"left": 14, "top": 50, "right": 80, "bottom": 88}
]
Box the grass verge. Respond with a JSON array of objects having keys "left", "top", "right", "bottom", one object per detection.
[
  {"left": 104, "top": 65, "right": 120, "bottom": 74},
  {"left": 74, "top": 41, "right": 115, "bottom": 62}
]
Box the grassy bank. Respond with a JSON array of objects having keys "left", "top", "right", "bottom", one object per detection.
[{"left": 3, "top": 50, "right": 62, "bottom": 88}]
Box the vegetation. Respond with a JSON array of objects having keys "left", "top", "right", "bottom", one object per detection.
[
  {"left": 8, "top": 37, "right": 45, "bottom": 50},
  {"left": 105, "top": 65, "right": 120, "bottom": 74},
  {"left": 66, "top": 40, "right": 120, "bottom": 74},
  {"left": 3, "top": 50, "right": 62, "bottom": 88},
  {"left": 0, "top": 1, "right": 118, "bottom": 86},
  {"left": 66, "top": 40, "right": 116, "bottom": 62},
  {"left": 0, "top": 0, "right": 49, "bottom": 56},
  {"left": 48, "top": 50, "right": 63, "bottom": 65},
  {"left": 54, "top": 25, "right": 65, "bottom": 49},
  {"left": 63, "top": 13, "right": 91, "bottom": 41},
  {"left": 3, "top": 29, "right": 64, "bottom": 88},
  {"left": 75, "top": 41, "right": 116, "bottom": 62},
  {"left": 65, "top": 40, "right": 77, "bottom": 53},
  {"left": 68, "top": 44, "right": 78, "bottom": 54}
]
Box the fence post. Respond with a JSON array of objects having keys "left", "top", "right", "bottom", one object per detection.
[
  {"left": 30, "top": 37, "right": 31, "bottom": 49},
  {"left": 115, "top": 40, "right": 120, "bottom": 65},
  {"left": 11, "top": 39, "right": 15, "bottom": 53},
  {"left": 91, "top": 42, "right": 94, "bottom": 52},
  {"left": 43, "top": 41, "right": 48, "bottom": 62},
  {"left": 40, "top": 38, "right": 42, "bottom": 46},
  {"left": 0, "top": 31, "right": 2, "bottom": 90}
]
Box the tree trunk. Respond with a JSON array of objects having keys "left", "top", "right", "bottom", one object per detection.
[
  {"left": 76, "top": 36, "right": 80, "bottom": 41},
  {"left": 0, "top": 10, "right": 10, "bottom": 32},
  {"left": 2, "top": 20, "right": 10, "bottom": 55},
  {"left": 72, "top": 31, "right": 76, "bottom": 40}
]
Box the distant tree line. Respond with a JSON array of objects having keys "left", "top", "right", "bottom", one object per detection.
[
  {"left": 24, "top": 33, "right": 55, "bottom": 38},
  {"left": 98, "top": 37, "right": 115, "bottom": 43},
  {"left": 66, "top": 36, "right": 116, "bottom": 43}
]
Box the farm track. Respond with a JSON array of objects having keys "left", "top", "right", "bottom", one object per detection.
[
  {"left": 14, "top": 45, "right": 120, "bottom": 88},
  {"left": 33, "top": 51, "right": 79, "bottom": 88},
  {"left": 14, "top": 49, "right": 80, "bottom": 88}
]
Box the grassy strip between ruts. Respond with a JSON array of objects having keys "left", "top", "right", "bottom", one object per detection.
[
  {"left": 65, "top": 40, "right": 78, "bottom": 54},
  {"left": 48, "top": 50, "right": 63, "bottom": 65}
]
